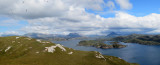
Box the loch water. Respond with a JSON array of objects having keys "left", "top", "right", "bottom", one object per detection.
[{"left": 52, "top": 40, "right": 160, "bottom": 65}]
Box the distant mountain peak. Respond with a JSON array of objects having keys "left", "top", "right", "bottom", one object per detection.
[
  {"left": 109, "top": 32, "right": 118, "bottom": 35},
  {"left": 106, "top": 32, "right": 119, "bottom": 37},
  {"left": 67, "top": 33, "right": 81, "bottom": 38}
]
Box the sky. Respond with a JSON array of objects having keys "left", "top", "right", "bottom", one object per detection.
[{"left": 0, "top": 0, "right": 160, "bottom": 36}]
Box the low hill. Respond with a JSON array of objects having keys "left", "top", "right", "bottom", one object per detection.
[
  {"left": 0, "top": 36, "right": 138, "bottom": 65},
  {"left": 111, "top": 34, "right": 160, "bottom": 45}
]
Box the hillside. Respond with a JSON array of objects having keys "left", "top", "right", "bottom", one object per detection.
[
  {"left": 0, "top": 36, "right": 138, "bottom": 65},
  {"left": 24, "top": 33, "right": 87, "bottom": 41},
  {"left": 111, "top": 34, "right": 160, "bottom": 45},
  {"left": 24, "top": 33, "right": 68, "bottom": 41}
]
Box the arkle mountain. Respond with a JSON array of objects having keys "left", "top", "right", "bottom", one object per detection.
[
  {"left": 106, "top": 32, "right": 123, "bottom": 38},
  {"left": 67, "top": 33, "right": 82, "bottom": 38}
]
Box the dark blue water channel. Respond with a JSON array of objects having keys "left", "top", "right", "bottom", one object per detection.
[{"left": 52, "top": 40, "right": 160, "bottom": 65}]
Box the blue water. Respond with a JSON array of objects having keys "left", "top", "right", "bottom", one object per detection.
[{"left": 52, "top": 40, "right": 160, "bottom": 65}]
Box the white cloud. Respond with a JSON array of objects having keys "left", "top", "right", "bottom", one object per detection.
[
  {"left": 21, "top": 11, "right": 160, "bottom": 35},
  {"left": 0, "top": 0, "right": 69, "bottom": 19},
  {"left": 1, "top": 0, "right": 160, "bottom": 35},
  {"left": 106, "top": 1, "right": 115, "bottom": 11},
  {"left": 21, "top": 6, "right": 106, "bottom": 35},
  {"left": 0, "top": 0, "right": 106, "bottom": 19},
  {"left": 147, "top": 29, "right": 160, "bottom": 34},
  {"left": 104, "top": 12, "right": 160, "bottom": 33},
  {"left": 0, "top": 33, "right": 2, "bottom": 36},
  {"left": 0, "top": 19, "right": 20, "bottom": 26},
  {"left": 115, "top": 0, "right": 132, "bottom": 10},
  {"left": 65, "top": 0, "right": 105, "bottom": 11},
  {"left": 0, "top": 0, "right": 109, "bottom": 35},
  {"left": 0, "top": 31, "right": 20, "bottom": 36}
]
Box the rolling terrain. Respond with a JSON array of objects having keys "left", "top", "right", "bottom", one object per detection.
[
  {"left": 111, "top": 34, "right": 160, "bottom": 45},
  {"left": 0, "top": 36, "right": 138, "bottom": 65}
]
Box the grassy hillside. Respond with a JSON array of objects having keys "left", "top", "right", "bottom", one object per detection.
[
  {"left": 111, "top": 34, "right": 160, "bottom": 45},
  {"left": 0, "top": 36, "right": 138, "bottom": 65}
]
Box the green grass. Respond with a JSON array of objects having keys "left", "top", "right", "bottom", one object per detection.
[
  {"left": 0, "top": 36, "right": 139, "bottom": 65},
  {"left": 78, "top": 40, "right": 126, "bottom": 49},
  {"left": 110, "top": 34, "right": 160, "bottom": 45}
]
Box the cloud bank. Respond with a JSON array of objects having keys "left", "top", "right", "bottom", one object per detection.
[
  {"left": 115, "top": 0, "right": 132, "bottom": 10},
  {"left": 0, "top": 0, "right": 160, "bottom": 35}
]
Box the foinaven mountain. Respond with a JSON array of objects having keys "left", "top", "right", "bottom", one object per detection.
[{"left": 0, "top": 36, "right": 138, "bottom": 65}]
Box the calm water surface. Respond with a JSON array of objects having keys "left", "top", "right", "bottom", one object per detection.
[{"left": 52, "top": 40, "right": 160, "bottom": 65}]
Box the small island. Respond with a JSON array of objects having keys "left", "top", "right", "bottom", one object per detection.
[{"left": 78, "top": 40, "right": 127, "bottom": 49}]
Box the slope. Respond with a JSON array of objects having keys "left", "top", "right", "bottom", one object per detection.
[{"left": 0, "top": 36, "right": 138, "bottom": 65}]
